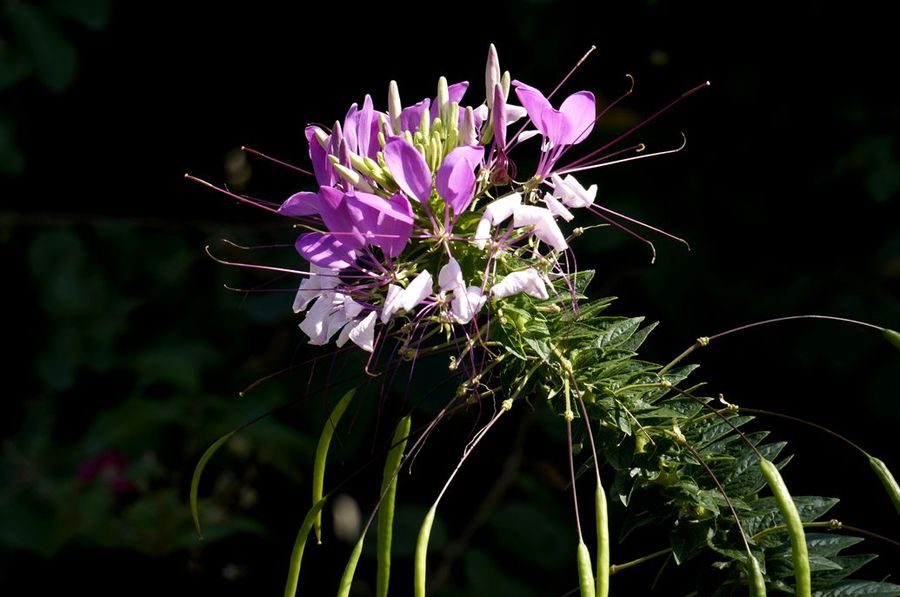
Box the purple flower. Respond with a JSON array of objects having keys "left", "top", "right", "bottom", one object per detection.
[
  {"left": 383, "top": 138, "right": 484, "bottom": 221},
  {"left": 513, "top": 81, "right": 596, "bottom": 147},
  {"left": 279, "top": 186, "right": 414, "bottom": 270}
]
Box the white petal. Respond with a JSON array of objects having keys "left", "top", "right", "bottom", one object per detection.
[
  {"left": 299, "top": 295, "right": 337, "bottom": 344},
  {"left": 543, "top": 192, "right": 574, "bottom": 222},
  {"left": 451, "top": 285, "right": 486, "bottom": 324},
  {"left": 517, "top": 129, "right": 542, "bottom": 142},
  {"left": 342, "top": 295, "right": 364, "bottom": 319},
  {"left": 292, "top": 265, "right": 339, "bottom": 313},
  {"left": 483, "top": 192, "right": 521, "bottom": 225},
  {"left": 551, "top": 173, "right": 596, "bottom": 208},
  {"left": 349, "top": 311, "right": 377, "bottom": 352},
  {"left": 336, "top": 320, "right": 354, "bottom": 347},
  {"left": 438, "top": 258, "right": 464, "bottom": 291},
  {"left": 513, "top": 205, "right": 568, "bottom": 251},
  {"left": 381, "top": 284, "right": 404, "bottom": 323},
  {"left": 401, "top": 270, "right": 434, "bottom": 311},
  {"left": 491, "top": 268, "right": 549, "bottom": 300},
  {"left": 474, "top": 216, "right": 492, "bottom": 250},
  {"left": 505, "top": 104, "right": 528, "bottom": 124}
]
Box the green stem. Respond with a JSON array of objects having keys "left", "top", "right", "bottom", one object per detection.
[
  {"left": 609, "top": 547, "right": 672, "bottom": 575},
  {"left": 751, "top": 520, "right": 842, "bottom": 542}
]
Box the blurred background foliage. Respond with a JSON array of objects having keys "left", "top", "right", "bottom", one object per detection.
[{"left": 1, "top": 0, "right": 898, "bottom": 595}]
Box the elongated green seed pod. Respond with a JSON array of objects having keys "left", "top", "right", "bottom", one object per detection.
[
  {"left": 377, "top": 416, "right": 411, "bottom": 597},
  {"left": 595, "top": 484, "right": 610, "bottom": 597},
  {"left": 312, "top": 389, "right": 356, "bottom": 543},
  {"left": 336, "top": 530, "right": 367, "bottom": 597},
  {"left": 577, "top": 541, "right": 597, "bottom": 597},
  {"left": 190, "top": 429, "right": 236, "bottom": 538},
  {"left": 868, "top": 455, "right": 900, "bottom": 517},
  {"left": 759, "top": 458, "right": 809, "bottom": 597},
  {"left": 414, "top": 505, "right": 437, "bottom": 597},
  {"left": 747, "top": 553, "right": 767, "bottom": 597},
  {"left": 284, "top": 496, "right": 329, "bottom": 597},
  {"left": 883, "top": 328, "right": 900, "bottom": 351}
]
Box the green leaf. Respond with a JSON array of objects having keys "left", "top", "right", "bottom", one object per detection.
[
  {"left": 723, "top": 442, "right": 787, "bottom": 496},
  {"left": 803, "top": 533, "right": 864, "bottom": 558},
  {"left": 742, "top": 496, "right": 840, "bottom": 537},
  {"left": 312, "top": 388, "right": 356, "bottom": 543},
  {"left": 8, "top": 4, "right": 79, "bottom": 91},
  {"left": 284, "top": 497, "right": 329, "bottom": 597},
  {"left": 812, "top": 554, "right": 878, "bottom": 586},
  {"left": 595, "top": 317, "right": 644, "bottom": 353},
  {"left": 670, "top": 520, "right": 713, "bottom": 564},
  {"left": 190, "top": 430, "right": 236, "bottom": 538},
  {"left": 811, "top": 580, "right": 900, "bottom": 596}
]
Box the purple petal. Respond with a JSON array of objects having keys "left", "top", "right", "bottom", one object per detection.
[
  {"left": 377, "top": 193, "right": 414, "bottom": 257},
  {"left": 558, "top": 91, "right": 596, "bottom": 145},
  {"left": 512, "top": 80, "right": 552, "bottom": 138},
  {"left": 383, "top": 137, "right": 433, "bottom": 204},
  {"left": 436, "top": 146, "right": 482, "bottom": 215},
  {"left": 344, "top": 191, "right": 414, "bottom": 258},
  {"left": 279, "top": 191, "right": 320, "bottom": 217},
  {"left": 492, "top": 83, "right": 507, "bottom": 150},
  {"left": 295, "top": 232, "right": 357, "bottom": 270},
  {"left": 317, "top": 187, "right": 366, "bottom": 249},
  {"left": 431, "top": 81, "right": 469, "bottom": 119},
  {"left": 400, "top": 98, "right": 430, "bottom": 133},
  {"left": 305, "top": 126, "right": 335, "bottom": 186},
  {"left": 342, "top": 103, "right": 359, "bottom": 155},
  {"left": 539, "top": 108, "right": 574, "bottom": 147},
  {"left": 356, "top": 95, "right": 381, "bottom": 159}
]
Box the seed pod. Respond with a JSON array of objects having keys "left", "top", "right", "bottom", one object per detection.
[
  {"left": 337, "top": 530, "right": 367, "bottom": 597},
  {"left": 747, "top": 553, "right": 767, "bottom": 597},
  {"left": 377, "top": 416, "right": 412, "bottom": 597},
  {"left": 284, "top": 497, "right": 329, "bottom": 597},
  {"left": 868, "top": 455, "right": 900, "bottom": 517},
  {"left": 577, "top": 540, "right": 597, "bottom": 597},
  {"left": 595, "top": 485, "right": 610, "bottom": 597},
  {"left": 414, "top": 505, "right": 437, "bottom": 597},
  {"left": 883, "top": 328, "right": 900, "bottom": 351},
  {"left": 759, "top": 458, "right": 809, "bottom": 597},
  {"left": 313, "top": 389, "right": 356, "bottom": 543}
]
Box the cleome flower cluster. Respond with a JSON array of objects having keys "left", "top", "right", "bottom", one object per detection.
[{"left": 280, "top": 44, "right": 612, "bottom": 357}]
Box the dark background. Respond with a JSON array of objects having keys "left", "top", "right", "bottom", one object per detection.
[{"left": 2, "top": 1, "right": 898, "bottom": 595}]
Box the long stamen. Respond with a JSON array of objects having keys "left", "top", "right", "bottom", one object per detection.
[
  {"left": 241, "top": 146, "right": 314, "bottom": 176},
  {"left": 185, "top": 173, "right": 282, "bottom": 214}
]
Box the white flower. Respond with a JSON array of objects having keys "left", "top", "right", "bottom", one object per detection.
[
  {"left": 337, "top": 310, "right": 377, "bottom": 352},
  {"left": 551, "top": 173, "right": 597, "bottom": 209},
  {"left": 451, "top": 285, "right": 486, "bottom": 323},
  {"left": 381, "top": 270, "right": 434, "bottom": 323},
  {"left": 474, "top": 192, "right": 522, "bottom": 249},
  {"left": 437, "top": 258, "right": 486, "bottom": 324},
  {"left": 542, "top": 191, "right": 574, "bottom": 222},
  {"left": 292, "top": 265, "right": 340, "bottom": 313},
  {"left": 491, "top": 268, "right": 549, "bottom": 300},
  {"left": 299, "top": 292, "right": 365, "bottom": 346},
  {"left": 438, "top": 258, "right": 464, "bottom": 291},
  {"left": 512, "top": 204, "right": 568, "bottom": 251},
  {"left": 381, "top": 284, "right": 404, "bottom": 323},
  {"left": 402, "top": 270, "right": 433, "bottom": 310}
]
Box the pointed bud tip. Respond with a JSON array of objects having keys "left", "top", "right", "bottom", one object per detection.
[{"left": 883, "top": 328, "right": 900, "bottom": 351}]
